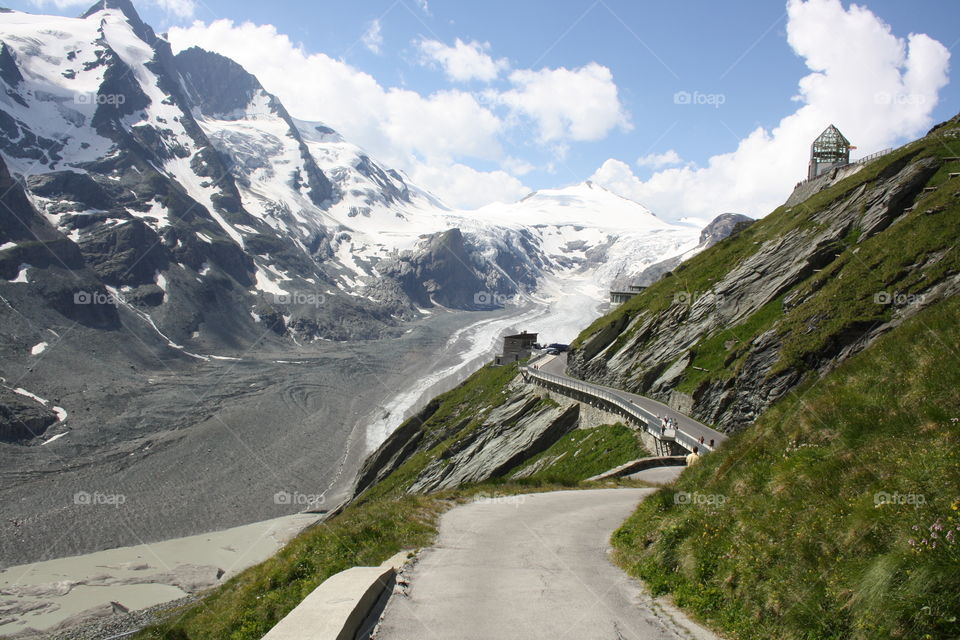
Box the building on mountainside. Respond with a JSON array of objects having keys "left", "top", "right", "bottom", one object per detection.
[
  {"left": 807, "top": 124, "right": 853, "bottom": 180},
  {"left": 609, "top": 284, "right": 647, "bottom": 306},
  {"left": 495, "top": 331, "right": 538, "bottom": 365}
]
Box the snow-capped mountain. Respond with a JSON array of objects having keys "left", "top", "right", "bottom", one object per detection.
[
  {"left": 0, "top": 0, "right": 698, "bottom": 351},
  {"left": 0, "top": 0, "right": 699, "bottom": 401},
  {"left": 472, "top": 181, "right": 698, "bottom": 286}
]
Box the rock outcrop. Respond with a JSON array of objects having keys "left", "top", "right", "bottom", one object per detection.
[
  {"left": 570, "top": 117, "right": 960, "bottom": 433},
  {"left": 354, "top": 377, "right": 583, "bottom": 498},
  {"left": 407, "top": 395, "right": 579, "bottom": 493}
]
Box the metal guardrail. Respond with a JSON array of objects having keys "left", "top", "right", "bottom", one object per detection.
[
  {"left": 521, "top": 366, "right": 715, "bottom": 453},
  {"left": 852, "top": 147, "right": 892, "bottom": 165}
]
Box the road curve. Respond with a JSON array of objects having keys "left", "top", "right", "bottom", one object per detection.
[
  {"left": 373, "top": 487, "right": 721, "bottom": 640},
  {"left": 536, "top": 354, "right": 727, "bottom": 449}
]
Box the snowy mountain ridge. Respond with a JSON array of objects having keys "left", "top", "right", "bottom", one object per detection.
[{"left": 0, "top": 0, "right": 699, "bottom": 353}]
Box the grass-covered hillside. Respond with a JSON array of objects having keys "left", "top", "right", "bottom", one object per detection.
[
  {"left": 611, "top": 295, "right": 960, "bottom": 640},
  {"left": 571, "top": 114, "right": 960, "bottom": 433},
  {"left": 507, "top": 422, "right": 645, "bottom": 484}
]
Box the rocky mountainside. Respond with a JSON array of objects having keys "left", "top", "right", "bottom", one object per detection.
[
  {"left": 569, "top": 114, "right": 960, "bottom": 432},
  {"left": 351, "top": 362, "right": 645, "bottom": 504}
]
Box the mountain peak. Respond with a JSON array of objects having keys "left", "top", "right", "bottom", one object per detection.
[{"left": 81, "top": 0, "right": 155, "bottom": 44}]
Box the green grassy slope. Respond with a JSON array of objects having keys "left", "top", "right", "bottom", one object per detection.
[
  {"left": 134, "top": 496, "right": 443, "bottom": 640},
  {"left": 611, "top": 296, "right": 960, "bottom": 640},
  {"left": 506, "top": 422, "right": 647, "bottom": 484},
  {"left": 356, "top": 361, "right": 531, "bottom": 502},
  {"left": 572, "top": 119, "right": 960, "bottom": 402}
]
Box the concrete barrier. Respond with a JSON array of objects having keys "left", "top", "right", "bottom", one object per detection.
[{"left": 262, "top": 551, "right": 408, "bottom": 640}]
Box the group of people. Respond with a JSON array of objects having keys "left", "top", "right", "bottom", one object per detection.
[
  {"left": 658, "top": 415, "right": 677, "bottom": 434},
  {"left": 654, "top": 414, "right": 716, "bottom": 466}
]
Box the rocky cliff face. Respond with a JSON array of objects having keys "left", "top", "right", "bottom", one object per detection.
[
  {"left": 569, "top": 116, "right": 960, "bottom": 432},
  {"left": 353, "top": 369, "right": 584, "bottom": 498}
]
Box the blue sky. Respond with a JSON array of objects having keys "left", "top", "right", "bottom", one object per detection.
[{"left": 17, "top": 0, "right": 960, "bottom": 219}]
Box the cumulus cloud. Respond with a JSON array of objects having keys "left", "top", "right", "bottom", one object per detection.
[
  {"left": 153, "top": 0, "right": 195, "bottom": 17},
  {"left": 591, "top": 0, "right": 949, "bottom": 222},
  {"left": 502, "top": 156, "right": 536, "bottom": 176},
  {"left": 496, "top": 63, "right": 632, "bottom": 143},
  {"left": 410, "top": 163, "right": 529, "bottom": 209},
  {"left": 362, "top": 19, "right": 383, "bottom": 55},
  {"left": 636, "top": 150, "right": 683, "bottom": 169},
  {"left": 417, "top": 38, "right": 508, "bottom": 82}
]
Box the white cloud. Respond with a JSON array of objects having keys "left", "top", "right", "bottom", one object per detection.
[
  {"left": 496, "top": 63, "right": 631, "bottom": 143},
  {"left": 636, "top": 150, "right": 682, "bottom": 169},
  {"left": 32, "top": 0, "right": 196, "bottom": 17},
  {"left": 591, "top": 0, "right": 949, "bottom": 222},
  {"left": 417, "top": 38, "right": 508, "bottom": 82},
  {"left": 362, "top": 19, "right": 383, "bottom": 55},
  {"left": 502, "top": 156, "right": 535, "bottom": 176},
  {"left": 31, "top": 0, "right": 97, "bottom": 8},
  {"left": 153, "top": 0, "right": 195, "bottom": 17},
  {"left": 410, "top": 162, "right": 529, "bottom": 209}
]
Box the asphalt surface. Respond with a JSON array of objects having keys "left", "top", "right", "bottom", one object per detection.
[
  {"left": 627, "top": 465, "right": 687, "bottom": 485},
  {"left": 374, "top": 488, "right": 721, "bottom": 640},
  {"left": 537, "top": 355, "right": 726, "bottom": 448}
]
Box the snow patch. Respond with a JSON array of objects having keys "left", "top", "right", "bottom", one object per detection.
[
  {"left": 13, "top": 387, "right": 49, "bottom": 406},
  {"left": 9, "top": 264, "right": 30, "bottom": 283},
  {"left": 42, "top": 431, "right": 68, "bottom": 444}
]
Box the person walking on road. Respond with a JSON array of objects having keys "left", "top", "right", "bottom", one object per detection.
[{"left": 686, "top": 446, "right": 701, "bottom": 467}]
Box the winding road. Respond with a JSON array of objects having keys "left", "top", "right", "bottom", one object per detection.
[
  {"left": 374, "top": 485, "right": 721, "bottom": 640},
  {"left": 532, "top": 354, "right": 727, "bottom": 451}
]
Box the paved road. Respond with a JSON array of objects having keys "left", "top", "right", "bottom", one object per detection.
[
  {"left": 628, "top": 465, "right": 686, "bottom": 485},
  {"left": 536, "top": 355, "right": 726, "bottom": 449},
  {"left": 374, "top": 488, "right": 720, "bottom": 640}
]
